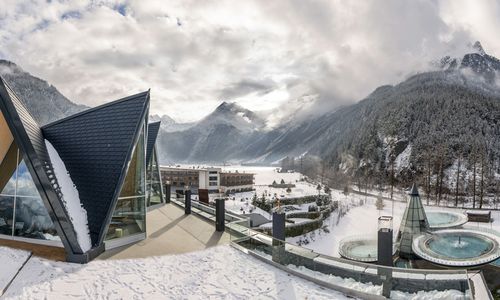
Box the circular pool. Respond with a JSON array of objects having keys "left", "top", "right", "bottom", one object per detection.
[
  {"left": 426, "top": 211, "right": 468, "bottom": 229},
  {"left": 339, "top": 236, "right": 378, "bottom": 262},
  {"left": 412, "top": 229, "right": 500, "bottom": 267}
]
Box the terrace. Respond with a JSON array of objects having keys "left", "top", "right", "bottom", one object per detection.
[{"left": 99, "top": 203, "right": 230, "bottom": 260}]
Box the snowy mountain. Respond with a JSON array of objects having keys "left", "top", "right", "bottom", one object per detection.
[
  {"left": 157, "top": 42, "right": 500, "bottom": 182},
  {"left": 3, "top": 41, "right": 500, "bottom": 185},
  {"left": 200, "top": 101, "right": 266, "bottom": 132},
  {"left": 156, "top": 101, "right": 267, "bottom": 163},
  {"left": 149, "top": 114, "right": 193, "bottom": 132},
  {"left": 0, "top": 60, "right": 87, "bottom": 125},
  {"left": 438, "top": 41, "right": 500, "bottom": 83}
]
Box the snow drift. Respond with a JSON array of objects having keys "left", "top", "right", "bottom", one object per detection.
[{"left": 45, "top": 140, "right": 92, "bottom": 252}]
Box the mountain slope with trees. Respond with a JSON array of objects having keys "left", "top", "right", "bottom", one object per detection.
[{"left": 0, "top": 60, "right": 87, "bottom": 125}]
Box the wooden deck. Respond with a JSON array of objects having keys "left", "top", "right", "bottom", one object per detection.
[{"left": 0, "top": 238, "right": 66, "bottom": 261}]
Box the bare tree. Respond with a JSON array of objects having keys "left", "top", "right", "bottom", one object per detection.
[
  {"left": 425, "top": 149, "right": 432, "bottom": 205},
  {"left": 471, "top": 146, "right": 477, "bottom": 209},
  {"left": 496, "top": 177, "right": 500, "bottom": 209},
  {"left": 390, "top": 153, "right": 395, "bottom": 202},
  {"left": 435, "top": 145, "right": 446, "bottom": 206},
  {"left": 479, "top": 146, "right": 486, "bottom": 209},
  {"left": 455, "top": 153, "right": 461, "bottom": 207}
]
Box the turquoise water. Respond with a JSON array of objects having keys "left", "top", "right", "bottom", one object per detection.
[
  {"left": 492, "top": 258, "right": 500, "bottom": 266},
  {"left": 349, "top": 243, "right": 377, "bottom": 258},
  {"left": 427, "top": 212, "right": 459, "bottom": 227},
  {"left": 427, "top": 234, "right": 494, "bottom": 259}
]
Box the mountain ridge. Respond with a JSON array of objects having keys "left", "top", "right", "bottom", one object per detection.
[
  {"left": 2, "top": 41, "right": 499, "bottom": 187},
  {"left": 0, "top": 60, "right": 87, "bottom": 125}
]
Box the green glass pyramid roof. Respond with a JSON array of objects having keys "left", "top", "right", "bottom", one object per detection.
[{"left": 397, "top": 184, "right": 429, "bottom": 257}]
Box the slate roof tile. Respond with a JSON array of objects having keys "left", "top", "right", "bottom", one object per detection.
[
  {"left": 146, "top": 121, "right": 160, "bottom": 165},
  {"left": 42, "top": 91, "right": 150, "bottom": 245}
]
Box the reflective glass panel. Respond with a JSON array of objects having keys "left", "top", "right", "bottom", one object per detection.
[
  {"left": 119, "top": 128, "right": 146, "bottom": 198},
  {"left": 0, "top": 125, "right": 60, "bottom": 242},
  {"left": 16, "top": 160, "right": 39, "bottom": 196},
  {"left": 147, "top": 150, "right": 163, "bottom": 206},
  {"left": 106, "top": 196, "right": 145, "bottom": 240},
  {"left": 106, "top": 125, "right": 146, "bottom": 240},
  {"left": 0, "top": 195, "right": 14, "bottom": 236},
  {"left": 13, "top": 196, "right": 59, "bottom": 240}
]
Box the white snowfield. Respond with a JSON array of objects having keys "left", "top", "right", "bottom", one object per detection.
[
  {"left": 2, "top": 245, "right": 350, "bottom": 300},
  {"left": 0, "top": 247, "right": 31, "bottom": 296},
  {"left": 45, "top": 140, "right": 92, "bottom": 252},
  {"left": 288, "top": 188, "right": 500, "bottom": 259}
]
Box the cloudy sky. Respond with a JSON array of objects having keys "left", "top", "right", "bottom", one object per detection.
[{"left": 0, "top": 0, "right": 499, "bottom": 122}]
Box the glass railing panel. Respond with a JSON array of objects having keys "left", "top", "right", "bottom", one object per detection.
[
  {"left": 228, "top": 220, "right": 476, "bottom": 297},
  {"left": 228, "top": 219, "right": 250, "bottom": 243}
]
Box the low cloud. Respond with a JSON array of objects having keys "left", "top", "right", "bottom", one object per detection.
[{"left": 0, "top": 0, "right": 498, "bottom": 122}]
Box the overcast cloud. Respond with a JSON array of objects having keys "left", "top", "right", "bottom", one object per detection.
[{"left": 0, "top": 0, "right": 499, "bottom": 122}]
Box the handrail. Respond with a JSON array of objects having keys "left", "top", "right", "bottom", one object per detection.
[{"left": 169, "top": 194, "right": 492, "bottom": 299}]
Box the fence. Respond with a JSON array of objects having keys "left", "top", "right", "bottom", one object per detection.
[{"left": 170, "top": 194, "right": 492, "bottom": 299}]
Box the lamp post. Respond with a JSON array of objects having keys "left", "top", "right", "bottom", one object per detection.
[
  {"left": 165, "top": 180, "right": 171, "bottom": 203},
  {"left": 184, "top": 184, "right": 191, "bottom": 214},
  {"left": 272, "top": 199, "right": 286, "bottom": 263},
  {"left": 216, "top": 188, "right": 225, "bottom": 232},
  {"left": 218, "top": 188, "right": 223, "bottom": 202},
  {"left": 378, "top": 215, "right": 393, "bottom": 298}
]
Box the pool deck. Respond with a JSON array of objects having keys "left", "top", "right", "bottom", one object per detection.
[{"left": 98, "top": 203, "right": 230, "bottom": 260}]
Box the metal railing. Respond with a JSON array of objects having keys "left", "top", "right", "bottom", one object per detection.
[
  {"left": 168, "top": 194, "right": 493, "bottom": 299},
  {"left": 228, "top": 221, "right": 474, "bottom": 298}
]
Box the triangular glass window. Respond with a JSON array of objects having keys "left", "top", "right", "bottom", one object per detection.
[
  {"left": 16, "top": 160, "right": 40, "bottom": 197},
  {"left": 106, "top": 124, "right": 146, "bottom": 240},
  {"left": 0, "top": 110, "right": 59, "bottom": 241},
  {"left": 147, "top": 148, "right": 163, "bottom": 207}
]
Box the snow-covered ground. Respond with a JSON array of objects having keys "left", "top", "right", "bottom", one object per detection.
[
  {"left": 221, "top": 166, "right": 322, "bottom": 217},
  {"left": 362, "top": 184, "right": 500, "bottom": 210},
  {"left": 222, "top": 166, "right": 301, "bottom": 186},
  {"left": 0, "top": 247, "right": 31, "bottom": 295},
  {"left": 288, "top": 188, "right": 500, "bottom": 258},
  {"left": 190, "top": 165, "right": 500, "bottom": 260},
  {"left": 259, "top": 218, "right": 313, "bottom": 229},
  {"left": 2, "top": 245, "right": 349, "bottom": 300},
  {"left": 288, "top": 190, "right": 405, "bottom": 256},
  {"left": 289, "top": 264, "right": 466, "bottom": 300},
  {"left": 255, "top": 250, "right": 466, "bottom": 299}
]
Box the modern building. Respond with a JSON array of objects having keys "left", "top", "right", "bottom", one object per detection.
[
  {"left": 220, "top": 171, "right": 254, "bottom": 193},
  {"left": 160, "top": 166, "right": 254, "bottom": 195},
  {"left": 0, "top": 76, "right": 165, "bottom": 263},
  {"left": 160, "top": 166, "right": 201, "bottom": 193}
]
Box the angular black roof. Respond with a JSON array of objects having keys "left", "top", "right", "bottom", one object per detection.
[
  {"left": 42, "top": 91, "right": 150, "bottom": 245},
  {"left": 0, "top": 77, "right": 84, "bottom": 254},
  {"left": 146, "top": 121, "right": 161, "bottom": 165}
]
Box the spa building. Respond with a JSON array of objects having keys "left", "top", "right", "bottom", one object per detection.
[{"left": 0, "top": 76, "right": 165, "bottom": 263}]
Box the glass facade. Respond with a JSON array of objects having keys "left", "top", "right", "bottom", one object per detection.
[
  {"left": 146, "top": 149, "right": 163, "bottom": 207},
  {"left": 106, "top": 124, "right": 146, "bottom": 240},
  {"left": 0, "top": 111, "right": 60, "bottom": 242}
]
